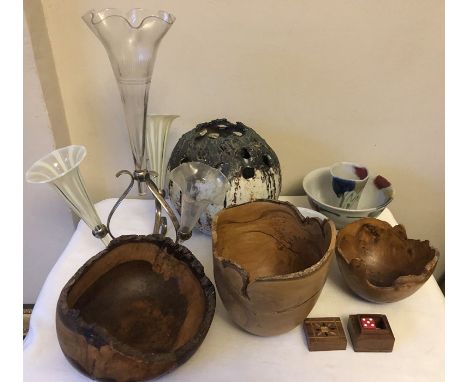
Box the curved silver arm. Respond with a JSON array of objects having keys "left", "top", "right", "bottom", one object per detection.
[
  {"left": 145, "top": 174, "right": 180, "bottom": 235},
  {"left": 106, "top": 170, "right": 135, "bottom": 239}
]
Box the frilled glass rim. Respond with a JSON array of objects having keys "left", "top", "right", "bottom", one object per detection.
[
  {"left": 26, "top": 145, "right": 87, "bottom": 184},
  {"left": 83, "top": 8, "right": 176, "bottom": 29}
]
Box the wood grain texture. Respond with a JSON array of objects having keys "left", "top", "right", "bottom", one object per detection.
[
  {"left": 212, "top": 200, "right": 336, "bottom": 336},
  {"left": 303, "top": 317, "right": 347, "bottom": 351},
  {"left": 336, "top": 218, "right": 439, "bottom": 303},
  {"left": 56, "top": 235, "right": 216, "bottom": 382}
]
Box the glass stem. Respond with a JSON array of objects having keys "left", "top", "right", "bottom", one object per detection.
[{"left": 118, "top": 80, "right": 151, "bottom": 195}]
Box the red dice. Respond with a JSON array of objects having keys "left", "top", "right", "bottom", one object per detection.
[{"left": 360, "top": 317, "right": 376, "bottom": 329}]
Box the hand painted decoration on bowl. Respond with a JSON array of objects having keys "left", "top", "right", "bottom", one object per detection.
[{"left": 331, "top": 164, "right": 369, "bottom": 209}]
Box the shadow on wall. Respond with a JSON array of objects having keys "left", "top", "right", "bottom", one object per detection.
[{"left": 246, "top": 124, "right": 338, "bottom": 196}]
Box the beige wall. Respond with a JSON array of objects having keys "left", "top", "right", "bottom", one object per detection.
[
  {"left": 23, "top": 16, "right": 76, "bottom": 303},
  {"left": 26, "top": 1, "right": 444, "bottom": 278}
]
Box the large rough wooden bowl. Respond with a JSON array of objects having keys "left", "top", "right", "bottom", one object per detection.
[
  {"left": 56, "top": 235, "right": 216, "bottom": 382},
  {"left": 212, "top": 200, "right": 336, "bottom": 336},
  {"left": 336, "top": 218, "right": 439, "bottom": 303}
]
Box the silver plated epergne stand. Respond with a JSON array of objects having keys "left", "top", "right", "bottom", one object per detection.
[{"left": 26, "top": 8, "right": 229, "bottom": 245}]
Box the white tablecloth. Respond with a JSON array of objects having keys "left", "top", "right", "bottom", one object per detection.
[{"left": 23, "top": 196, "right": 444, "bottom": 381}]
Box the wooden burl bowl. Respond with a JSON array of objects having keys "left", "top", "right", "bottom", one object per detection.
[
  {"left": 212, "top": 200, "right": 336, "bottom": 336},
  {"left": 336, "top": 218, "right": 439, "bottom": 303},
  {"left": 56, "top": 235, "right": 216, "bottom": 382}
]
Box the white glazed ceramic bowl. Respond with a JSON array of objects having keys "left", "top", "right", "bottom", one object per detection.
[
  {"left": 297, "top": 206, "right": 327, "bottom": 222},
  {"left": 302, "top": 167, "right": 394, "bottom": 229}
]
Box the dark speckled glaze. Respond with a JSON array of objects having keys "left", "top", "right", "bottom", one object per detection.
[{"left": 167, "top": 119, "right": 282, "bottom": 234}]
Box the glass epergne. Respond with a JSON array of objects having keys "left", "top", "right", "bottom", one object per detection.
[
  {"left": 82, "top": 7, "right": 178, "bottom": 236},
  {"left": 26, "top": 8, "right": 228, "bottom": 246}
]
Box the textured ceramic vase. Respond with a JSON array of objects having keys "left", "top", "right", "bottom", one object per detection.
[
  {"left": 168, "top": 119, "right": 282, "bottom": 234},
  {"left": 212, "top": 200, "right": 336, "bottom": 336}
]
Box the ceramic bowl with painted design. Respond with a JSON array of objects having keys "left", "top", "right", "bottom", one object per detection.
[
  {"left": 330, "top": 162, "right": 369, "bottom": 209},
  {"left": 302, "top": 167, "right": 394, "bottom": 229}
]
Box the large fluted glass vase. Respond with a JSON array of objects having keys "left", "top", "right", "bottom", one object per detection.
[
  {"left": 82, "top": 8, "right": 175, "bottom": 194},
  {"left": 25, "top": 145, "right": 111, "bottom": 246}
]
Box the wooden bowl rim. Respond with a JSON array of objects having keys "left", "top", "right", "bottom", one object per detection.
[
  {"left": 336, "top": 218, "right": 440, "bottom": 289},
  {"left": 56, "top": 234, "right": 216, "bottom": 363},
  {"left": 211, "top": 199, "right": 337, "bottom": 283}
]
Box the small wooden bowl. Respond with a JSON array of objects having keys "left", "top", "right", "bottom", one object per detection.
[
  {"left": 336, "top": 218, "right": 439, "bottom": 303},
  {"left": 212, "top": 200, "right": 336, "bottom": 336},
  {"left": 56, "top": 235, "right": 216, "bottom": 382}
]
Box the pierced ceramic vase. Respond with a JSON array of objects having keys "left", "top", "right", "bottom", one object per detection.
[{"left": 168, "top": 119, "right": 282, "bottom": 234}]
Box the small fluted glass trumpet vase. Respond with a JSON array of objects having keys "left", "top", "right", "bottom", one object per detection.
[
  {"left": 146, "top": 114, "right": 179, "bottom": 191},
  {"left": 25, "top": 145, "right": 111, "bottom": 246},
  {"left": 82, "top": 8, "right": 176, "bottom": 194},
  {"left": 170, "top": 162, "right": 229, "bottom": 241}
]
